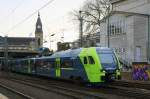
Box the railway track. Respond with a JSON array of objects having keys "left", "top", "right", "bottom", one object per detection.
[
  {"left": 101, "top": 84, "right": 150, "bottom": 99},
  {"left": 0, "top": 83, "right": 34, "bottom": 99},
  {"left": 4, "top": 73, "right": 145, "bottom": 99},
  {"left": 1, "top": 78, "right": 107, "bottom": 99},
  {"left": 111, "top": 80, "right": 150, "bottom": 90},
  {"left": 11, "top": 77, "right": 150, "bottom": 99},
  {"left": 2, "top": 72, "right": 150, "bottom": 99}
]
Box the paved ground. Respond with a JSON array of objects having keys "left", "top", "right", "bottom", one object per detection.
[
  {"left": 121, "top": 72, "right": 132, "bottom": 80},
  {"left": 0, "top": 93, "right": 9, "bottom": 99}
]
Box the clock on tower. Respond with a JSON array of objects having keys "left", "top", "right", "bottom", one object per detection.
[{"left": 37, "top": 25, "right": 41, "bottom": 29}]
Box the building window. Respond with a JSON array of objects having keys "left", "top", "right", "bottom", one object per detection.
[
  {"left": 109, "top": 16, "right": 126, "bottom": 36},
  {"left": 38, "top": 38, "right": 40, "bottom": 46}
]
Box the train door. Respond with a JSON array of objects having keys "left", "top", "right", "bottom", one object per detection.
[
  {"left": 49, "top": 59, "right": 55, "bottom": 77},
  {"left": 55, "top": 58, "right": 61, "bottom": 77},
  {"left": 87, "top": 56, "right": 95, "bottom": 68},
  {"left": 83, "top": 55, "right": 100, "bottom": 82},
  {"left": 30, "top": 59, "right": 36, "bottom": 74},
  {"left": 60, "top": 57, "right": 74, "bottom": 79},
  {"left": 83, "top": 56, "right": 95, "bottom": 73},
  {"left": 28, "top": 59, "right": 31, "bottom": 74}
]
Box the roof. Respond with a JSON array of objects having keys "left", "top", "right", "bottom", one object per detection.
[
  {"left": 0, "top": 37, "right": 36, "bottom": 46},
  {"left": 110, "top": 0, "right": 126, "bottom": 4},
  {"left": 100, "top": 10, "right": 149, "bottom": 23}
]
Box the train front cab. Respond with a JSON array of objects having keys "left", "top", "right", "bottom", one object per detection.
[
  {"left": 96, "top": 48, "right": 121, "bottom": 82},
  {"left": 80, "top": 47, "right": 121, "bottom": 84}
]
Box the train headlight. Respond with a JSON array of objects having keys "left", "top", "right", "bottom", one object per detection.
[
  {"left": 116, "top": 69, "right": 120, "bottom": 72},
  {"left": 100, "top": 69, "right": 105, "bottom": 73}
]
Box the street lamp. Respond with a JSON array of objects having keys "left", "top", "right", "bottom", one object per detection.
[
  {"left": 43, "top": 40, "right": 47, "bottom": 43},
  {"left": 50, "top": 34, "right": 55, "bottom": 50},
  {"left": 51, "top": 34, "right": 55, "bottom": 36}
]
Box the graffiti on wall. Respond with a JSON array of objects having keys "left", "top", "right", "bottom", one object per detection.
[{"left": 132, "top": 63, "right": 150, "bottom": 81}]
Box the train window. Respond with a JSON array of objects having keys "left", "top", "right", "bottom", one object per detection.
[
  {"left": 43, "top": 60, "right": 55, "bottom": 68},
  {"left": 30, "top": 60, "right": 35, "bottom": 71},
  {"left": 61, "top": 60, "right": 72, "bottom": 68},
  {"left": 37, "top": 60, "right": 44, "bottom": 67},
  {"left": 88, "top": 56, "right": 95, "bottom": 64},
  {"left": 21, "top": 60, "right": 28, "bottom": 68},
  {"left": 48, "top": 61, "right": 55, "bottom": 68},
  {"left": 84, "top": 57, "right": 87, "bottom": 64}
]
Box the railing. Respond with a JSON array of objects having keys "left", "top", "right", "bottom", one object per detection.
[
  {"left": 0, "top": 45, "right": 37, "bottom": 52},
  {"left": 119, "top": 58, "right": 132, "bottom": 71}
]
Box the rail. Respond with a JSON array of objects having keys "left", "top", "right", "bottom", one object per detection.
[{"left": 0, "top": 82, "right": 34, "bottom": 99}]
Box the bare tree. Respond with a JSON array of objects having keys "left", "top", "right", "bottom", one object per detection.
[{"left": 72, "top": 0, "right": 111, "bottom": 35}]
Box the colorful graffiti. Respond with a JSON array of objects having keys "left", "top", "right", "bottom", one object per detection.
[{"left": 132, "top": 63, "right": 150, "bottom": 81}]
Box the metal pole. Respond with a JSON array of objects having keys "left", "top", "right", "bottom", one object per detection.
[
  {"left": 148, "top": 15, "right": 150, "bottom": 62},
  {"left": 107, "top": 17, "right": 110, "bottom": 48},
  {"left": 0, "top": 37, "right": 4, "bottom": 70},
  {"left": 107, "top": 7, "right": 111, "bottom": 48},
  {"left": 79, "top": 10, "right": 83, "bottom": 47},
  {"left": 4, "top": 36, "right": 8, "bottom": 71}
]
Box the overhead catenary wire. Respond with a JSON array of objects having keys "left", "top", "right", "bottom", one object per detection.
[
  {"left": 6, "top": 0, "right": 25, "bottom": 18},
  {"left": 5, "top": 0, "right": 55, "bottom": 34}
]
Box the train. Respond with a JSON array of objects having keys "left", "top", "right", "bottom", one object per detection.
[{"left": 8, "top": 47, "right": 121, "bottom": 84}]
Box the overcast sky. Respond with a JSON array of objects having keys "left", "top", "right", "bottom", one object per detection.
[{"left": 0, "top": 0, "right": 86, "bottom": 50}]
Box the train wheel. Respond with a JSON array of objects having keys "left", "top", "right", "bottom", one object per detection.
[
  {"left": 69, "top": 76, "right": 74, "bottom": 82},
  {"left": 73, "top": 76, "right": 82, "bottom": 84}
]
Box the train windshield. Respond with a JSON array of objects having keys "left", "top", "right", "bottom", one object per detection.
[{"left": 98, "top": 53, "right": 118, "bottom": 69}]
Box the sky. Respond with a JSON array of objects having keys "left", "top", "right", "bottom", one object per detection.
[{"left": 0, "top": 0, "right": 86, "bottom": 50}]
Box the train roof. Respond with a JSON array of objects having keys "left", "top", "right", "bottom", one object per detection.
[
  {"left": 51, "top": 47, "right": 113, "bottom": 58},
  {"left": 96, "top": 47, "right": 114, "bottom": 53},
  {"left": 9, "top": 47, "right": 114, "bottom": 61},
  {"left": 50, "top": 48, "right": 82, "bottom": 58}
]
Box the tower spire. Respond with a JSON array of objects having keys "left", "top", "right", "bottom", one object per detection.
[
  {"left": 38, "top": 11, "right": 40, "bottom": 17},
  {"left": 35, "top": 11, "right": 43, "bottom": 48}
]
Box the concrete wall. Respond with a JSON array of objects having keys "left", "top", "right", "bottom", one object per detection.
[
  {"left": 133, "top": 15, "right": 148, "bottom": 62},
  {"left": 112, "top": 0, "right": 150, "bottom": 15},
  {"left": 126, "top": 15, "right": 134, "bottom": 63}
]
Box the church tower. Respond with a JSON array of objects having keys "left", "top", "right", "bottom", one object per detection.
[{"left": 35, "top": 12, "right": 43, "bottom": 48}]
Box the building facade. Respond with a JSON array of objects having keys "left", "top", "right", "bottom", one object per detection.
[
  {"left": 110, "top": 0, "right": 150, "bottom": 62},
  {"left": 99, "top": 0, "right": 150, "bottom": 64},
  {"left": 106, "top": 12, "right": 148, "bottom": 64}
]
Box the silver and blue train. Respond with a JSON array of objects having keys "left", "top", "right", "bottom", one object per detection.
[{"left": 9, "top": 47, "right": 121, "bottom": 83}]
